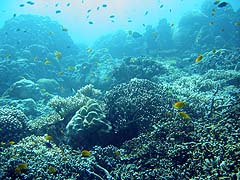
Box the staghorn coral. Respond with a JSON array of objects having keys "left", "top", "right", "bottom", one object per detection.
[
  {"left": 66, "top": 98, "right": 111, "bottom": 148},
  {"left": 104, "top": 78, "right": 174, "bottom": 145},
  {"left": 48, "top": 92, "right": 88, "bottom": 118},
  {"left": 0, "top": 106, "right": 28, "bottom": 142}
]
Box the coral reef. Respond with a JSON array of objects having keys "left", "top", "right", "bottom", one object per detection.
[
  {"left": 0, "top": 135, "right": 114, "bottom": 180},
  {"left": 104, "top": 78, "right": 174, "bottom": 145},
  {"left": 112, "top": 56, "right": 167, "bottom": 84},
  {"left": 2, "top": 79, "right": 42, "bottom": 100},
  {"left": 0, "top": 106, "right": 28, "bottom": 142},
  {"left": 66, "top": 99, "right": 112, "bottom": 148}
]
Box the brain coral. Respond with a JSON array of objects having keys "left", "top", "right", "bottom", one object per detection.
[
  {"left": 0, "top": 106, "right": 28, "bottom": 141},
  {"left": 66, "top": 99, "right": 111, "bottom": 148}
]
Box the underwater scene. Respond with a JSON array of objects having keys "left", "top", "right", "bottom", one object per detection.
[{"left": 0, "top": 0, "right": 240, "bottom": 179}]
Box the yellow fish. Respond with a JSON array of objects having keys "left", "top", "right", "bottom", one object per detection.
[
  {"left": 173, "top": 101, "right": 185, "bottom": 109},
  {"left": 17, "top": 163, "right": 28, "bottom": 170},
  {"left": 44, "top": 134, "right": 53, "bottom": 141},
  {"left": 81, "top": 150, "right": 91, "bottom": 157},
  {"left": 44, "top": 58, "right": 51, "bottom": 65},
  {"left": 54, "top": 50, "right": 62, "bottom": 60},
  {"left": 178, "top": 112, "right": 190, "bottom": 119},
  {"left": 9, "top": 141, "right": 15, "bottom": 145},
  {"left": 195, "top": 55, "right": 203, "bottom": 63},
  {"left": 49, "top": 166, "right": 56, "bottom": 173}
]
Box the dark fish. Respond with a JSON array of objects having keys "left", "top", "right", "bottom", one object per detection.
[
  {"left": 132, "top": 32, "right": 143, "bottom": 38},
  {"left": 97, "top": 6, "right": 100, "bottom": 10},
  {"left": 13, "top": 13, "right": 16, "bottom": 17},
  {"left": 102, "top": 4, "right": 107, "bottom": 8},
  {"left": 144, "top": 11, "right": 149, "bottom": 16},
  {"left": 109, "top": 15, "right": 115, "bottom": 18},
  {"left": 160, "top": 4, "right": 164, "bottom": 8},
  {"left": 218, "top": 2, "right": 228, "bottom": 7},
  {"left": 19, "top": 4, "right": 25, "bottom": 7},
  {"left": 66, "top": 3, "right": 70, "bottom": 7},
  {"left": 56, "top": 10, "right": 61, "bottom": 14},
  {"left": 87, "top": 9, "right": 91, "bottom": 13},
  {"left": 88, "top": 21, "right": 94, "bottom": 24},
  {"left": 55, "top": 3, "right": 59, "bottom": 7},
  {"left": 128, "top": 19, "right": 133, "bottom": 23},
  {"left": 26, "top": 1, "right": 35, "bottom": 5},
  {"left": 142, "top": 23, "right": 146, "bottom": 27}
]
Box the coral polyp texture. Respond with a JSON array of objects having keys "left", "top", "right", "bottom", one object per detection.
[
  {"left": 0, "top": 106, "right": 28, "bottom": 141},
  {"left": 104, "top": 78, "right": 174, "bottom": 145}
]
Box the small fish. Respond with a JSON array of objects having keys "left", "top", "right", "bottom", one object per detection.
[
  {"left": 160, "top": 4, "right": 164, "bottom": 8},
  {"left": 66, "top": 3, "right": 71, "bottom": 7},
  {"left": 234, "top": 22, "right": 240, "bottom": 26},
  {"left": 87, "top": 47, "right": 92, "bottom": 53},
  {"left": 102, "top": 4, "right": 107, "bottom": 8},
  {"left": 57, "top": 71, "right": 64, "bottom": 75},
  {"left": 33, "top": 56, "right": 38, "bottom": 61},
  {"left": 128, "top": 19, "right": 133, "bottom": 23},
  {"left": 13, "top": 13, "right": 16, "bottom": 17},
  {"left": 212, "top": 49, "right": 217, "bottom": 54},
  {"left": 49, "top": 166, "right": 56, "bottom": 173},
  {"left": 170, "top": 23, "right": 174, "bottom": 27},
  {"left": 178, "top": 112, "right": 191, "bottom": 119},
  {"left": 195, "top": 54, "right": 203, "bottom": 63},
  {"left": 128, "top": 30, "right": 132, "bottom": 35},
  {"left": 19, "top": 4, "right": 25, "bottom": 7},
  {"left": 81, "top": 150, "right": 91, "bottom": 157},
  {"left": 26, "top": 1, "right": 34, "bottom": 5},
  {"left": 217, "top": 2, "right": 228, "bottom": 8},
  {"left": 17, "top": 163, "right": 28, "bottom": 170},
  {"left": 5, "top": 54, "right": 11, "bottom": 60},
  {"left": 214, "top": 0, "right": 221, "bottom": 5},
  {"left": 109, "top": 15, "right": 115, "bottom": 18},
  {"left": 44, "top": 134, "right": 53, "bottom": 141},
  {"left": 97, "top": 6, "right": 100, "bottom": 10},
  {"left": 169, "top": 9, "right": 172, "bottom": 13},
  {"left": 144, "top": 11, "right": 149, "bottom": 16},
  {"left": 209, "top": 21, "right": 214, "bottom": 26},
  {"left": 54, "top": 50, "right": 62, "bottom": 59},
  {"left": 48, "top": 31, "right": 54, "bottom": 35},
  {"left": 56, "top": 10, "right": 61, "bottom": 14},
  {"left": 9, "top": 141, "right": 15, "bottom": 145},
  {"left": 88, "top": 21, "right": 94, "bottom": 24},
  {"left": 173, "top": 101, "right": 185, "bottom": 109},
  {"left": 87, "top": 9, "right": 91, "bottom": 13},
  {"left": 44, "top": 58, "right": 51, "bottom": 65},
  {"left": 55, "top": 3, "right": 59, "bottom": 7},
  {"left": 221, "top": 28, "right": 225, "bottom": 32},
  {"left": 142, "top": 23, "right": 146, "bottom": 27}
]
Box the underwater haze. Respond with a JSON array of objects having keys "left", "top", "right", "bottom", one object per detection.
[
  {"left": 0, "top": 0, "right": 239, "bottom": 44},
  {"left": 0, "top": 0, "right": 240, "bottom": 179}
]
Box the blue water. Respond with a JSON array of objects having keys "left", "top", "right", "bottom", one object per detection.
[{"left": 0, "top": 0, "right": 239, "bottom": 179}]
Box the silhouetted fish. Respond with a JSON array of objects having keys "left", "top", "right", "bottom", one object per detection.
[
  {"left": 26, "top": 1, "right": 34, "bottom": 5},
  {"left": 218, "top": 2, "right": 228, "bottom": 7}
]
